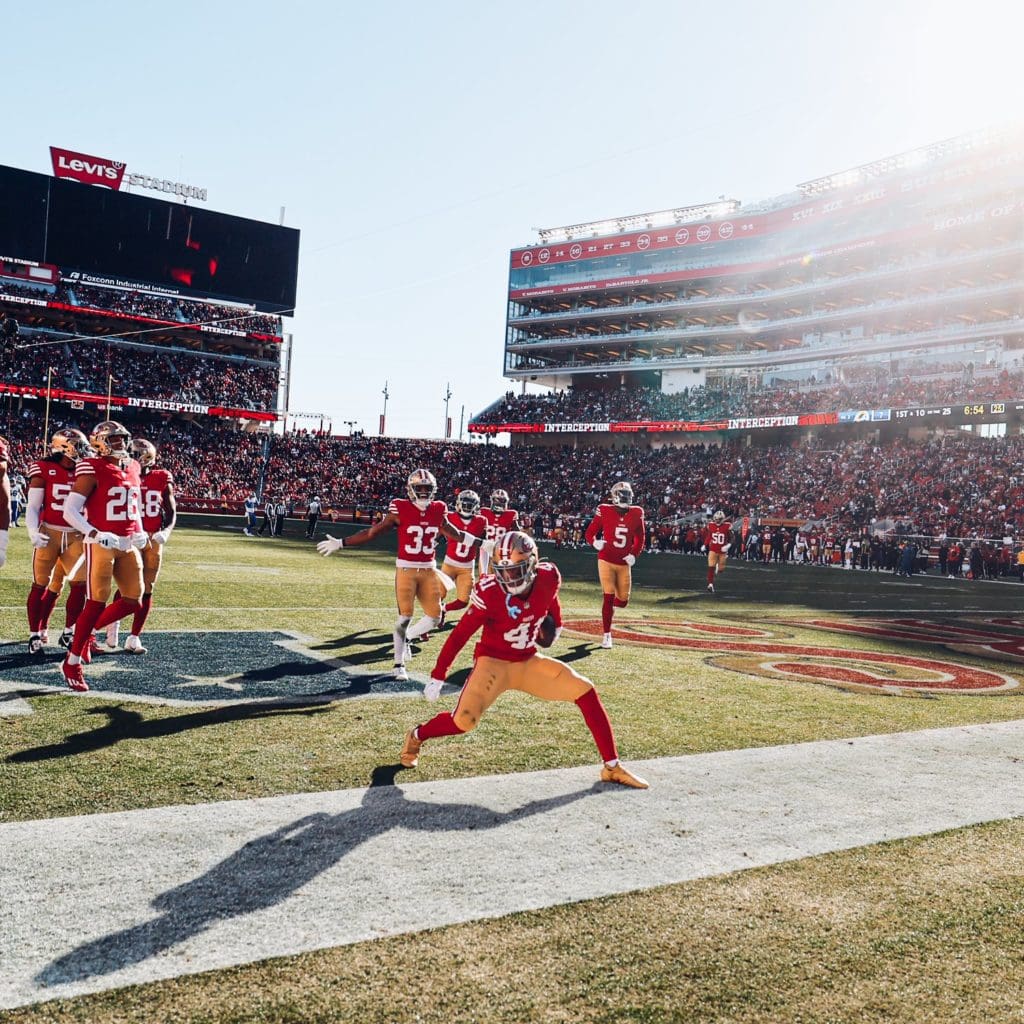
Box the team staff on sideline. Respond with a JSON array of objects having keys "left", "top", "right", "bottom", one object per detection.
[
  {"left": 24, "top": 429, "right": 91, "bottom": 654},
  {"left": 0, "top": 432, "right": 10, "bottom": 568},
  {"left": 60, "top": 420, "right": 148, "bottom": 692},
  {"left": 584, "top": 481, "right": 645, "bottom": 650},
  {"left": 400, "top": 531, "right": 648, "bottom": 789},
  {"left": 318, "top": 469, "right": 489, "bottom": 681}
]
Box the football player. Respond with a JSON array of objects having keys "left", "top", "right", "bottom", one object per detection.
[
  {"left": 399, "top": 531, "right": 648, "bottom": 789},
  {"left": 439, "top": 489, "right": 488, "bottom": 619},
  {"left": 60, "top": 420, "right": 148, "bottom": 692},
  {"left": 584, "top": 481, "right": 645, "bottom": 650},
  {"left": 24, "top": 429, "right": 91, "bottom": 654},
  {"left": 701, "top": 510, "right": 731, "bottom": 593},
  {"left": 103, "top": 438, "right": 176, "bottom": 654},
  {"left": 0, "top": 432, "right": 10, "bottom": 569},
  {"left": 318, "top": 468, "right": 487, "bottom": 681},
  {"left": 479, "top": 488, "right": 520, "bottom": 575}
]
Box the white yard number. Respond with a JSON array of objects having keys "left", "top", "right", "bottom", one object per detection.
[
  {"left": 143, "top": 489, "right": 163, "bottom": 520},
  {"left": 403, "top": 525, "right": 439, "bottom": 557},
  {"left": 503, "top": 620, "right": 536, "bottom": 650},
  {"left": 105, "top": 485, "right": 141, "bottom": 522},
  {"left": 613, "top": 524, "right": 629, "bottom": 548},
  {"left": 50, "top": 482, "right": 72, "bottom": 513}
]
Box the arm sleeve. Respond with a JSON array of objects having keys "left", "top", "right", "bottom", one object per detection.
[
  {"left": 633, "top": 512, "right": 646, "bottom": 556},
  {"left": 432, "top": 603, "right": 485, "bottom": 678},
  {"left": 26, "top": 487, "right": 44, "bottom": 534},
  {"left": 584, "top": 513, "right": 601, "bottom": 545},
  {"left": 63, "top": 491, "right": 93, "bottom": 535}
]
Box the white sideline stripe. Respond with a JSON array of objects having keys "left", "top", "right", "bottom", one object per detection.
[{"left": 3, "top": 720, "right": 1024, "bottom": 1009}]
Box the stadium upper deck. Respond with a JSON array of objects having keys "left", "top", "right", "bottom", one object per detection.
[{"left": 501, "top": 128, "right": 1023, "bottom": 400}]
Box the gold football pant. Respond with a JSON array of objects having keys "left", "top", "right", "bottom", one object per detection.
[
  {"left": 440, "top": 561, "right": 475, "bottom": 605},
  {"left": 597, "top": 559, "right": 632, "bottom": 602},
  {"left": 394, "top": 566, "right": 443, "bottom": 618},
  {"left": 451, "top": 654, "right": 592, "bottom": 733},
  {"left": 708, "top": 551, "right": 728, "bottom": 574},
  {"left": 140, "top": 540, "right": 164, "bottom": 592},
  {"left": 85, "top": 544, "right": 144, "bottom": 604},
  {"left": 33, "top": 527, "right": 85, "bottom": 588}
]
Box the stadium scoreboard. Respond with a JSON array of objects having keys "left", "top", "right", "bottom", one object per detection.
[{"left": 0, "top": 164, "right": 299, "bottom": 313}]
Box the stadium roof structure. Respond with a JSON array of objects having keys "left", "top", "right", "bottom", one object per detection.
[{"left": 535, "top": 200, "right": 741, "bottom": 245}]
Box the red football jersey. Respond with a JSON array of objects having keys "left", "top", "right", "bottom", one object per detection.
[
  {"left": 76, "top": 456, "right": 144, "bottom": 537},
  {"left": 388, "top": 497, "right": 449, "bottom": 568},
  {"left": 139, "top": 467, "right": 174, "bottom": 533},
  {"left": 585, "top": 504, "right": 646, "bottom": 564},
  {"left": 701, "top": 525, "right": 730, "bottom": 554},
  {"left": 442, "top": 511, "right": 487, "bottom": 568},
  {"left": 27, "top": 458, "right": 75, "bottom": 529},
  {"left": 434, "top": 562, "right": 562, "bottom": 674},
  {"left": 480, "top": 507, "right": 519, "bottom": 546}
]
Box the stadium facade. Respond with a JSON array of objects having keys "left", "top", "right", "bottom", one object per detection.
[{"left": 472, "top": 127, "right": 1024, "bottom": 444}]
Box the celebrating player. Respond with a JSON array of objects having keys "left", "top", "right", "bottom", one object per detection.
[
  {"left": 479, "top": 488, "right": 519, "bottom": 574},
  {"left": 702, "top": 510, "right": 732, "bottom": 593},
  {"left": 0, "top": 432, "right": 10, "bottom": 569},
  {"left": 24, "top": 429, "right": 91, "bottom": 654},
  {"left": 104, "top": 438, "right": 176, "bottom": 653},
  {"left": 399, "top": 531, "right": 648, "bottom": 789},
  {"left": 317, "top": 468, "right": 486, "bottom": 681},
  {"left": 584, "top": 481, "right": 645, "bottom": 649},
  {"left": 439, "top": 489, "right": 488, "bottom": 619},
  {"left": 60, "top": 420, "right": 148, "bottom": 692}
]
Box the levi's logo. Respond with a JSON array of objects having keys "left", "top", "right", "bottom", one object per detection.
[{"left": 50, "top": 146, "right": 126, "bottom": 190}]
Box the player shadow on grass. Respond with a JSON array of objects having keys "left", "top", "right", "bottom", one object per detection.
[
  {"left": 36, "top": 763, "right": 600, "bottom": 987},
  {"left": 6, "top": 702, "right": 332, "bottom": 764}
]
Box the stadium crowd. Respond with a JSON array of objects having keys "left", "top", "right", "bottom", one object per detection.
[{"left": 472, "top": 367, "right": 1024, "bottom": 426}]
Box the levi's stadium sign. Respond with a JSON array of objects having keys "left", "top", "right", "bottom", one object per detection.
[{"left": 50, "top": 145, "right": 207, "bottom": 201}]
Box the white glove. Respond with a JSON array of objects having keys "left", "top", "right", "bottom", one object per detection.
[
  {"left": 151, "top": 529, "right": 171, "bottom": 546},
  {"left": 30, "top": 530, "right": 51, "bottom": 549},
  {"left": 480, "top": 539, "right": 496, "bottom": 556},
  {"left": 129, "top": 532, "right": 149, "bottom": 550},
  {"left": 0, "top": 529, "right": 7, "bottom": 568},
  {"left": 95, "top": 531, "right": 124, "bottom": 550},
  {"left": 317, "top": 534, "right": 344, "bottom": 557},
  {"left": 624, "top": 554, "right": 636, "bottom": 567},
  {"left": 460, "top": 531, "right": 479, "bottom": 548},
  {"left": 700, "top": 545, "right": 707, "bottom": 553},
  {"left": 592, "top": 539, "right": 606, "bottom": 551},
  {"left": 722, "top": 543, "right": 731, "bottom": 554}
]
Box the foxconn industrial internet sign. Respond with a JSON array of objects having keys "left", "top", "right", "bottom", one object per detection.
[{"left": 49, "top": 146, "right": 207, "bottom": 201}]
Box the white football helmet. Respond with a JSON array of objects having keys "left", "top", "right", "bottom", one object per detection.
[
  {"left": 712, "top": 510, "right": 726, "bottom": 524},
  {"left": 490, "top": 489, "right": 510, "bottom": 513},
  {"left": 492, "top": 531, "right": 539, "bottom": 596},
  {"left": 89, "top": 420, "right": 132, "bottom": 465},
  {"left": 455, "top": 489, "right": 481, "bottom": 518},
  {"left": 407, "top": 468, "right": 438, "bottom": 511},
  {"left": 610, "top": 481, "right": 633, "bottom": 509}
]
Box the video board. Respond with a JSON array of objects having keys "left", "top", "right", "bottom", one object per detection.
[{"left": 0, "top": 165, "right": 299, "bottom": 313}]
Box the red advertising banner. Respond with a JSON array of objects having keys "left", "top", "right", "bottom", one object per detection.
[
  {"left": 468, "top": 410, "right": 840, "bottom": 435},
  {"left": 50, "top": 146, "right": 126, "bottom": 190}
]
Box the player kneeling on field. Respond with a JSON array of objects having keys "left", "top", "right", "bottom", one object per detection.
[{"left": 400, "top": 531, "right": 648, "bottom": 789}]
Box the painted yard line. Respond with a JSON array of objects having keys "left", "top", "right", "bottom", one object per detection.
[{"left": 3, "top": 721, "right": 1024, "bottom": 1010}]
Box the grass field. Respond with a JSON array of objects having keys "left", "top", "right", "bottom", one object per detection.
[{"left": 2, "top": 520, "right": 1024, "bottom": 1022}]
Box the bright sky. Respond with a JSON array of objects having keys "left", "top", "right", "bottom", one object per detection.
[{"left": 5, "top": 0, "right": 1022, "bottom": 439}]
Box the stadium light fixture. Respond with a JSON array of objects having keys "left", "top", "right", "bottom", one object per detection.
[{"left": 534, "top": 199, "right": 741, "bottom": 245}]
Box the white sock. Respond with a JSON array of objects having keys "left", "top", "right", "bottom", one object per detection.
[{"left": 405, "top": 615, "right": 439, "bottom": 641}]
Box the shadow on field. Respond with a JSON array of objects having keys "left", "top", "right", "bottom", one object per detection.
[
  {"left": 36, "top": 764, "right": 599, "bottom": 986},
  {"left": 6, "top": 702, "right": 332, "bottom": 764},
  {"left": 310, "top": 629, "right": 395, "bottom": 666}
]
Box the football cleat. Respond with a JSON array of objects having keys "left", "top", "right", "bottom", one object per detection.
[
  {"left": 125, "top": 634, "right": 147, "bottom": 655},
  {"left": 61, "top": 658, "right": 89, "bottom": 692},
  {"left": 706, "top": 584, "right": 715, "bottom": 593},
  {"left": 58, "top": 629, "right": 74, "bottom": 650},
  {"left": 400, "top": 728, "right": 422, "bottom": 768},
  {"left": 601, "top": 633, "right": 613, "bottom": 649},
  {"left": 28, "top": 635, "right": 44, "bottom": 656},
  {"left": 600, "top": 762, "right": 649, "bottom": 789},
  {"left": 393, "top": 664, "right": 409, "bottom": 682}
]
